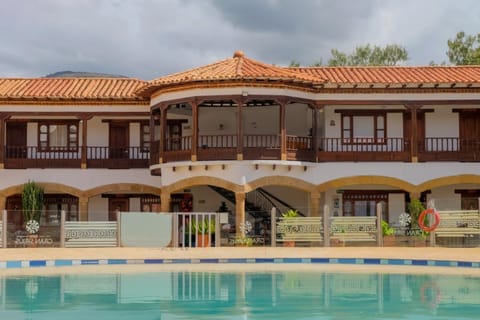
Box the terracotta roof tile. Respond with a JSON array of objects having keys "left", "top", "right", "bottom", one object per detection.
[
  {"left": 293, "top": 66, "right": 480, "bottom": 84},
  {"left": 138, "top": 51, "right": 325, "bottom": 96},
  {"left": 0, "top": 78, "right": 148, "bottom": 101}
]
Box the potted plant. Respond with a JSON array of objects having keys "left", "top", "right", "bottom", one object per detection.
[
  {"left": 407, "top": 199, "right": 427, "bottom": 246},
  {"left": 279, "top": 209, "right": 299, "bottom": 247},
  {"left": 233, "top": 235, "right": 253, "bottom": 247},
  {"left": 21, "top": 181, "right": 44, "bottom": 246},
  {"left": 191, "top": 218, "right": 215, "bottom": 247},
  {"left": 381, "top": 220, "right": 396, "bottom": 246}
]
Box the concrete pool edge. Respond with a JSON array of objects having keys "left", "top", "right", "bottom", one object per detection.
[{"left": 0, "top": 247, "right": 479, "bottom": 271}]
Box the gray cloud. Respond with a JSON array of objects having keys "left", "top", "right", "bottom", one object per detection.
[{"left": 0, "top": 0, "right": 478, "bottom": 80}]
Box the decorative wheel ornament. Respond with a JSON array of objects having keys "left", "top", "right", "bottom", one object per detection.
[
  {"left": 239, "top": 221, "right": 252, "bottom": 235},
  {"left": 398, "top": 212, "right": 411, "bottom": 227},
  {"left": 25, "top": 220, "right": 40, "bottom": 234}
]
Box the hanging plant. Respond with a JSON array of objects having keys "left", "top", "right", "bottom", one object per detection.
[{"left": 21, "top": 181, "right": 44, "bottom": 234}]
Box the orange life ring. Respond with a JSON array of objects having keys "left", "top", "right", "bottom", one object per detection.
[{"left": 418, "top": 208, "right": 440, "bottom": 232}]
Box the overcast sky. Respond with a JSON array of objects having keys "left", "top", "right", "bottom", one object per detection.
[{"left": 0, "top": 0, "right": 479, "bottom": 80}]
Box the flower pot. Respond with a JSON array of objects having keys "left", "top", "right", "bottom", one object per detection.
[
  {"left": 196, "top": 234, "right": 210, "bottom": 247},
  {"left": 383, "top": 235, "right": 397, "bottom": 247},
  {"left": 283, "top": 240, "right": 295, "bottom": 247}
]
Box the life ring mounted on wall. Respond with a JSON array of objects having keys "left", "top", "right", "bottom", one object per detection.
[{"left": 418, "top": 208, "right": 440, "bottom": 232}]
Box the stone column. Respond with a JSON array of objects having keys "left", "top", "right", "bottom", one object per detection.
[
  {"left": 78, "top": 197, "right": 89, "bottom": 221},
  {"left": 235, "top": 192, "right": 246, "bottom": 237},
  {"left": 161, "top": 192, "right": 171, "bottom": 212},
  {"left": 310, "top": 192, "right": 321, "bottom": 217}
]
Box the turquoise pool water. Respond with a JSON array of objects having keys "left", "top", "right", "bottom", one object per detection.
[{"left": 0, "top": 270, "right": 479, "bottom": 319}]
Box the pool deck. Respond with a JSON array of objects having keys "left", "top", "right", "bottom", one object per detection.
[
  {"left": 0, "top": 246, "right": 479, "bottom": 262},
  {"left": 0, "top": 246, "right": 479, "bottom": 275}
]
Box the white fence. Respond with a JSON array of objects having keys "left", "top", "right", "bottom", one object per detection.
[{"left": 63, "top": 221, "right": 117, "bottom": 248}]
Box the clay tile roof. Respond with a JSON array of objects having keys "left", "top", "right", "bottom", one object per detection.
[
  {"left": 291, "top": 66, "right": 480, "bottom": 85},
  {"left": 137, "top": 51, "right": 326, "bottom": 96},
  {"left": 0, "top": 78, "right": 148, "bottom": 102}
]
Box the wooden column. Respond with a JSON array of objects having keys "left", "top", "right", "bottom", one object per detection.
[
  {"left": 279, "top": 100, "right": 287, "bottom": 160},
  {"left": 78, "top": 197, "right": 88, "bottom": 221},
  {"left": 235, "top": 192, "right": 246, "bottom": 237},
  {"left": 191, "top": 100, "right": 198, "bottom": 162},
  {"left": 80, "top": 114, "right": 91, "bottom": 169},
  {"left": 313, "top": 103, "right": 323, "bottom": 161},
  {"left": 160, "top": 104, "right": 167, "bottom": 163},
  {"left": 310, "top": 191, "right": 321, "bottom": 217},
  {"left": 407, "top": 104, "right": 421, "bottom": 163},
  {"left": 236, "top": 98, "right": 244, "bottom": 160},
  {"left": 161, "top": 192, "right": 171, "bottom": 212},
  {"left": 0, "top": 114, "right": 10, "bottom": 169}
]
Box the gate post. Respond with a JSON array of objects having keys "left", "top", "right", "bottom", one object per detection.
[
  {"left": 60, "top": 210, "right": 66, "bottom": 248},
  {"left": 2, "top": 210, "right": 7, "bottom": 248},
  {"left": 271, "top": 207, "right": 276, "bottom": 247},
  {"left": 376, "top": 203, "right": 383, "bottom": 247},
  {"left": 323, "top": 205, "right": 330, "bottom": 247}
]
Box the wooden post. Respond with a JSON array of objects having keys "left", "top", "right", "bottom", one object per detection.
[
  {"left": 279, "top": 100, "right": 287, "bottom": 160},
  {"left": 215, "top": 212, "right": 221, "bottom": 247},
  {"left": 191, "top": 100, "right": 198, "bottom": 162},
  {"left": 323, "top": 204, "right": 330, "bottom": 247},
  {"left": 377, "top": 202, "right": 383, "bottom": 247},
  {"left": 60, "top": 210, "right": 66, "bottom": 248}
]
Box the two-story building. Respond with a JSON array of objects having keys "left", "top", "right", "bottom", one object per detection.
[{"left": 1, "top": 51, "right": 480, "bottom": 237}]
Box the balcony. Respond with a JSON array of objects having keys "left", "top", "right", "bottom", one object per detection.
[
  {"left": 4, "top": 146, "right": 149, "bottom": 169},
  {"left": 5, "top": 137, "right": 480, "bottom": 169}
]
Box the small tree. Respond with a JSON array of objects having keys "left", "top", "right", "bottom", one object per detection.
[
  {"left": 407, "top": 198, "right": 425, "bottom": 230},
  {"left": 21, "top": 181, "right": 44, "bottom": 233}
]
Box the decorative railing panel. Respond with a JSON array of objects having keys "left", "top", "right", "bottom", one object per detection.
[
  {"left": 276, "top": 217, "right": 323, "bottom": 243},
  {"left": 330, "top": 216, "right": 377, "bottom": 242},
  {"left": 64, "top": 221, "right": 117, "bottom": 247}
]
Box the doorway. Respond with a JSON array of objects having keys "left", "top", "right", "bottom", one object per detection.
[
  {"left": 108, "top": 198, "right": 129, "bottom": 221},
  {"left": 109, "top": 122, "right": 129, "bottom": 159}
]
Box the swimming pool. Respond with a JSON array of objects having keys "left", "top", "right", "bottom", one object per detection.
[{"left": 1, "top": 268, "right": 479, "bottom": 319}]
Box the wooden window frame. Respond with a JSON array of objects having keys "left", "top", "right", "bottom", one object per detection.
[
  {"left": 140, "top": 121, "right": 150, "bottom": 152},
  {"left": 342, "top": 190, "right": 389, "bottom": 219},
  {"left": 340, "top": 111, "right": 387, "bottom": 145},
  {"left": 38, "top": 120, "right": 79, "bottom": 152}
]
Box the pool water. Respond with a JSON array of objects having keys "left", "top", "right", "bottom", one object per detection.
[{"left": 0, "top": 269, "right": 479, "bottom": 319}]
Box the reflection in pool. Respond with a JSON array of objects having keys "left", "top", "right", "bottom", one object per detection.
[{"left": 1, "top": 270, "right": 479, "bottom": 319}]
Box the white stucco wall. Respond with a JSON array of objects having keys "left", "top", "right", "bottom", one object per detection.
[
  {"left": 425, "top": 106, "right": 459, "bottom": 138},
  {"left": 88, "top": 195, "right": 108, "bottom": 221}
]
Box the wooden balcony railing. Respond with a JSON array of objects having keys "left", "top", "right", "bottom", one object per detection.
[
  {"left": 419, "top": 138, "right": 480, "bottom": 161},
  {"left": 4, "top": 146, "right": 149, "bottom": 169},
  {"left": 4, "top": 146, "right": 81, "bottom": 168},
  {"left": 5, "top": 136, "right": 480, "bottom": 168},
  {"left": 86, "top": 146, "right": 149, "bottom": 168},
  {"left": 317, "top": 137, "right": 410, "bottom": 161}
]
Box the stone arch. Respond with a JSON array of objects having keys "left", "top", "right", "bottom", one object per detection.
[
  {"left": 315, "top": 175, "right": 416, "bottom": 193},
  {"left": 415, "top": 174, "right": 480, "bottom": 193},
  {"left": 162, "top": 176, "right": 242, "bottom": 194},
  {"left": 0, "top": 182, "right": 83, "bottom": 198},
  {"left": 84, "top": 183, "right": 162, "bottom": 198},
  {"left": 246, "top": 176, "right": 315, "bottom": 193}
]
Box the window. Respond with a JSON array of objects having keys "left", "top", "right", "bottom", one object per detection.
[
  {"left": 140, "top": 122, "right": 150, "bottom": 152},
  {"left": 342, "top": 191, "right": 388, "bottom": 220},
  {"left": 341, "top": 113, "right": 386, "bottom": 144},
  {"left": 38, "top": 122, "right": 78, "bottom": 151}
]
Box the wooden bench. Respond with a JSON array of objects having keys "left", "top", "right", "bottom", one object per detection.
[
  {"left": 330, "top": 216, "right": 377, "bottom": 243},
  {"left": 276, "top": 217, "right": 323, "bottom": 243},
  {"left": 434, "top": 210, "right": 480, "bottom": 238}
]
